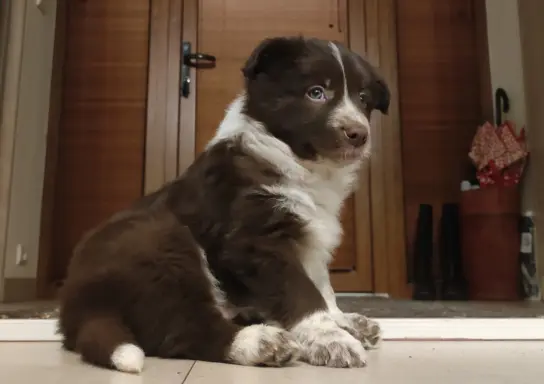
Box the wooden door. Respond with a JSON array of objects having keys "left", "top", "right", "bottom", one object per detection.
[
  {"left": 38, "top": 0, "right": 151, "bottom": 297},
  {"left": 179, "top": 0, "right": 373, "bottom": 292}
]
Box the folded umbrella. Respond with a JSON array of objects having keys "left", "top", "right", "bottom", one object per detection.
[{"left": 468, "top": 120, "right": 528, "bottom": 187}]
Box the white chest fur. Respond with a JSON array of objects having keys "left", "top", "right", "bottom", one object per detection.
[
  {"left": 262, "top": 162, "right": 359, "bottom": 314},
  {"left": 263, "top": 158, "right": 360, "bottom": 266}
]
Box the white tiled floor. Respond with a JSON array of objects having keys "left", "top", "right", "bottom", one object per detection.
[{"left": 1, "top": 341, "right": 544, "bottom": 383}]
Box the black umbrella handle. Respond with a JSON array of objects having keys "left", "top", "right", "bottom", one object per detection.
[{"left": 494, "top": 88, "right": 510, "bottom": 126}]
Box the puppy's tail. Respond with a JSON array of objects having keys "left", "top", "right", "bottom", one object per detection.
[{"left": 75, "top": 313, "right": 144, "bottom": 374}]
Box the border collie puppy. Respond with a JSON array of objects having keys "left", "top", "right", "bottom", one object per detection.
[{"left": 59, "top": 36, "right": 390, "bottom": 374}]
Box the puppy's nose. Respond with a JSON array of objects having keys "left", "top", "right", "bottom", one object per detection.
[{"left": 342, "top": 126, "right": 368, "bottom": 148}]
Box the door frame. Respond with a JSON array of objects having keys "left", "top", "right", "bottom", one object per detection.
[
  {"left": 0, "top": 0, "right": 16, "bottom": 301},
  {"left": 36, "top": 0, "right": 67, "bottom": 299},
  {"left": 145, "top": 0, "right": 184, "bottom": 194},
  {"left": 354, "top": 0, "right": 408, "bottom": 297}
]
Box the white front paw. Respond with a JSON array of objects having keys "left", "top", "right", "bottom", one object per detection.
[
  {"left": 335, "top": 313, "right": 382, "bottom": 350},
  {"left": 228, "top": 325, "right": 301, "bottom": 367},
  {"left": 292, "top": 312, "right": 367, "bottom": 368},
  {"left": 302, "top": 328, "right": 367, "bottom": 368}
]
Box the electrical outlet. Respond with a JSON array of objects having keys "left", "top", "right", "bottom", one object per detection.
[{"left": 15, "top": 244, "right": 27, "bottom": 266}]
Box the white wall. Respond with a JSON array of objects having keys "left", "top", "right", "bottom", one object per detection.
[
  {"left": 485, "top": 0, "right": 526, "bottom": 128},
  {"left": 0, "top": 0, "right": 57, "bottom": 288},
  {"left": 485, "top": 0, "right": 536, "bottom": 213}
]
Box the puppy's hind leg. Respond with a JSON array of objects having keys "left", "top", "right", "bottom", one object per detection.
[
  {"left": 148, "top": 279, "right": 301, "bottom": 367},
  {"left": 150, "top": 273, "right": 301, "bottom": 367},
  {"left": 156, "top": 303, "right": 301, "bottom": 367},
  {"left": 140, "top": 230, "right": 301, "bottom": 367}
]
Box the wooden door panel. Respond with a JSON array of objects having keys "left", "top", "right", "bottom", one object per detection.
[
  {"left": 191, "top": 0, "right": 367, "bottom": 288},
  {"left": 46, "top": 0, "right": 150, "bottom": 290}
]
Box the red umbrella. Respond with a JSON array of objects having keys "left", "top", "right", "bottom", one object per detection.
[{"left": 468, "top": 120, "right": 528, "bottom": 187}]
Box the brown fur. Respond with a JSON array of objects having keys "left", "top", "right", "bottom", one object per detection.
[{"left": 58, "top": 36, "right": 390, "bottom": 371}]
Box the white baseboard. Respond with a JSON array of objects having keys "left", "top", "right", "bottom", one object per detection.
[
  {"left": 381, "top": 318, "right": 544, "bottom": 340},
  {"left": 0, "top": 319, "right": 59, "bottom": 341},
  {"left": 1, "top": 318, "right": 544, "bottom": 342}
]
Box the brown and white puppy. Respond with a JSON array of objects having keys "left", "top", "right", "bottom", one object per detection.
[{"left": 58, "top": 36, "right": 390, "bottom": 374}]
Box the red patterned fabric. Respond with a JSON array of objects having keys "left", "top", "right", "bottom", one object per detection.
[
  {"left": 470, "top": 121, "right": 528, "bottom": 187},
  {"left": 469, "top": 121, "right": 506, "bottom": 170}
]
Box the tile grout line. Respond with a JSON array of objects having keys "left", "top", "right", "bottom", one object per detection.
[{"left": 180, "top": 360, "right": 197, "bottom": 384}]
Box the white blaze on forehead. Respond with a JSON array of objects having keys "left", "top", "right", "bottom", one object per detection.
[{"left": 328, "top": 42, "right": 370, "bottom": 132}]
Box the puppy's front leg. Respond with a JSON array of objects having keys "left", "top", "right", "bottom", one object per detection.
[
  {"left": 304, "top": 258, "right": 382, "bottom": 350},
  {"left": 223, "top": 252, "right": 367, "bottom": 367},
  {"left": 224, "top": 207, "right": 367, "bottom": 367}
]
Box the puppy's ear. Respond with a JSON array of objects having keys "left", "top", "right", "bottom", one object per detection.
[
  {"left": 374, "top": 77, "right": 390, "bottom": 115},
  {"left": 242, "top": 37, "right": 303, "bottom": 80},
  {"left": 357, "top": 54, "right": 391, "bottom": 115}
]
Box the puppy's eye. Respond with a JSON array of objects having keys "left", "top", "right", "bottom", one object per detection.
[
  {"left": 306, "top": 86, "right": 327, "bottom": 102},
  {"left": 359, "top": 90, "right": 369, "bottom": 107}
]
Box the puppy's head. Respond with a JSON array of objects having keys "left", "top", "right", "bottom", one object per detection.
[{"left": 242, "top": 37, "right": 390, "bottom": 164}]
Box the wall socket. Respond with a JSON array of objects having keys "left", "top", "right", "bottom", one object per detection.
[{"left": 15, "top": 244, "right": 28, "bottom": 266}]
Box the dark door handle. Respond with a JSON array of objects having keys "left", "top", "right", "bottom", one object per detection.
[
  {"left": 181, "top": 42, "right": 216, "bottom": 98},
  {"left": 184, "top": 53, "right": 216, "bottom": 68}
]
